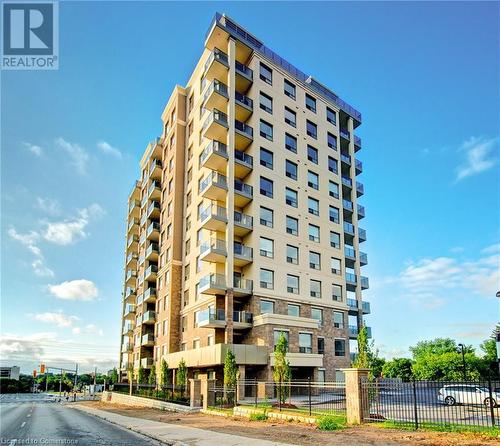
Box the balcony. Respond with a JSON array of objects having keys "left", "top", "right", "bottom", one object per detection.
[
  {"left": 122, "top": 322, "right": 135, "bottom": 335},
  {"left": 360, "top": 252, "right": 368, "bottom": 266},
  {"left": 126, "top": 252, "right": 138, "bottom": 268},
  {"left": 124, "top": 287, "right": 136, "bottom": 302},
  {"left": 344, "top": 246, "right": 356, "bottom": 266},
  {"left": 142, "top": 310, "right": 156, "bottom": 325},
  {"left": 123, "top": 304, "right": 136, "bottom": 319},
  {"left": 145, "top": 242, "right": 159, "bottom": 261},
  {"left": 200, "top": 238, "right": 227, "bottom": 263},
  {"left": 127, "top": 218, "right": 139, "bottom": 234},
  {"left": 340, "top": 153, "right": 351, "bottom": 166},
  {"left": 198, "top": 308, "right": 226, "bottom": 329},
  {"left": 147, "top": 201, "right": 161, "bottom": 219},
  {"left": 340, "top": 127, "right": 350, "bottom": 141},
  {"left": 202, "top": 109, "right": 228, "bottom": 141},
  {"left": 362, "top": 301, "right": 371, "bottom": 315},
  {"left": 141, "top": 357, "right": 154, "bottom": 368},
  {"left": 234, "top": 120, "right": 253, "bottom": 150},
  {"left": 341, "top": 176, "right": 352, "bottom": 188},
  {"left": 234, "top": 179, "right": 253, "bottom": 207},
  {"left": 199, "top": 204, "right": 227, "bottom": 231},
  {"left": 361, "top": 276, "right": 369, "bottom": 290},
  {"left": 203, "top": 48, "right": 229, "bottom": 83},
  {"left": 144, "top": 264, "right": 158, "bottom": 281},
  {"left": 354, "top": 135, "right": 362, "bottom": 151},
  {"left": 355, "top": 159, "right": 363, "bottom": 175},
  {"left": 347, "top": 298, "right": 358, "bottom": 314},
  {"left": 146, "top": 221, "right": 160, "bottom": 241},
  {"left": 343, "top": 199, "right": 354, "bottom": 213},
  {"left": 140, "top": 213, "right": 147, "bottom": 226},
  {"left": 147, "top": 180, "right": 161, "bottom": 200},
  {"left": 359, "top": 228, "right": 367, "bottom": 242},
  {"left": 234, "top": 243, "right": 253, "bottom": 266},
  {"left": 233, "top": 311, "right": 253, "bottom": 329},
  {"left": 199, "top": 273, "right": 227, "bottom": 295},
  {"left": 234, "top": 211, "right": 253, "bottom": 236},
  {"left": 235, "top": 92, "right": 253, "bottom": 121},
  {"left": 141, "top": 333, "right": 155, "bottom": 346},
  {"left": 125, "top": 269, "right": 137, "bottom": 285},
  {"left": 200, "top": 141, "right": 228, "bottom": 172},
  {"left": 121, "top": 343, "right": 133, "bottom": 353},
  {"left": 235, "top": 60, "right": 253, "bottom": 92},
  {"left": 128, "top": 200, "right": 140, "bottom": 217},
  {"left": 149, "top": 159, "right": 162, "bottom": 180},
  {"left": 203, "top": 79, "right": 229, "bottom": 111},
  {"left": 234, "top": 149, "right": 253, "bottom": 178},
  {"left": 127, "top": 235, "right": 138, "bottom": 250},
  {"left": 348, "top": 325, "right": 358, "bottom": 338},
  {"left": 356, "top": 181, "right": 364, "bottom": 197},
  {"left": 357, "top": 204, "right": 365, "bottom": 219},
  {"left": 143, "top": 287, "right": 157, "bottom": 303},
  {"left": 343, "top": 222, "right": 355, "bottom": 236},
  {"left": 200, "top": 171, "right": 228, "bottom": 201},
  {"left": 270, "top": 352, "right": 323, "bottom": 368},
  {"left": 345, "top": 273, "right": 357, "bottom": 286},
  {"left": 233, "top": 277, "right": 253, "bottom": 297}
]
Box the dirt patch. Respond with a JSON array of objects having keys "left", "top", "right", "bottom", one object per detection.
[{"left": 76, "top": 401, "right": 496, "bottom": 446}]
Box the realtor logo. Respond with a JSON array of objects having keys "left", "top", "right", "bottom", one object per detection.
[{"left": 2, "top": 2, "right": 59, "bottom": 70}]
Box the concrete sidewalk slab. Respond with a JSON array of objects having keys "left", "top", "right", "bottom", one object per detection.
[{"left": 71, "top": 404, "right": 295, "bottom": 446}]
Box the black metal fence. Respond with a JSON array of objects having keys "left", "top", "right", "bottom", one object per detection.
[
  {"left": 361, "top": 378, "right": 500, "bottom": 429},
  {"left": 210, "top": 379, "right": 346, "bottom": 416},
  {"left": 111, "top": 383, "right": 189, "bottom": 406}
]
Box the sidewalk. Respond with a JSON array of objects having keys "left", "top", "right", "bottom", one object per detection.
[{"left": 71, "top": 404, "right": 295, "bottom": 446}]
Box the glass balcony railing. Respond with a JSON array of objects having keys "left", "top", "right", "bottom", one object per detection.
[
  {"left": 143, "top": 287, "right": 156, "bottom": 301},
  {"left": 235, "top": 91, "right": 253, "bottom": 109},
  {"left": 357, "top": 204, "right": 365, "bottom": 218},
  {"left": 234, "top": 179, "right": 253, "bottom": 197},
  {"left": 147, "top": 201, "right": 161, "bottom": 216},
  {"left": 359, "top": 228, "right": 367, "bottom": 242},
  {"left": 200, "top": 171, "right": 228, "bottom": 193},
  {"left": 340, "top": 128, "right": 350, "bottom": 140},
  {"left": 362, "top": 301, "right": 371, "bottom": 314},
  {"left": 235, "top": 120, "right": 253, "bottom": 138},
  {"left": 124, "top": 304, "right": 136, "bottom": 315},
  {"left": 347, "top": 298, "right": 358, "bottom": 310},
  {"left": 343, "top": 222, "right": 355, "bottom": 235},
  {"left": 344, "top": 246, "right": 356, "bottom": 259},
  {"left": 145, "top": 242, "right": 159, "bottom": 257},
  {"left": 360, "top": 252, "right": 368, "bottom": 265},
  {"left": 148, "top": 159, "right": 162, "bottom": 175},
  {"left": 234, "top": 243, "right": 253, "bottom": 259},
  {"left": 349, "top": 325, "right": 358, "bottom": 337},
  {"left": 200, "top": 141, "right": 228, "bottom": 165},
  {"left": 126, "top": 253, "right": 138, "bottom": 264},
  {"left": 202, "top": 109, "right": 228, "bottom": 131},
  {"left": 127, "top": 235, "right": 139, "bottom": 247},
  {"left": 204, "top": 47, "right": 229, "bottom": 74},
  {"left": 355, "top": 159, "right": 363, "bottom": 173},
  {"left": 125, "top": 270, "right": 137, "bottom": 281},
  {"left": 345, "top": 273, "right": 357, "bottom": 284},
  {"left": 233, "top": 276, "right": 253, "bottom": 292},
  {"left": 235, "top": 60, "right": 253, "bottom": 80},
  {"left": 199, "top": 273, "right": 226, "bottom": 290},
  {"left": 200, "top": 238, "right": 227, "bottom": 255},
  {"left": 147, "top": 180, "right": 161, "bottom": 197},
  {"left": 234, "top": 149, "right": 253, "bottom": 166},
  {"left": 204, "top": 79, "right": 229, "bottom": 102},
  {"left": 198, "top": 308, "right": 226, "bottom": 325},
  {"left": 141, "top": 333, "right": 155, "bottom": 345},
  {"left": 199, "top": 204, "right": 227, "bottom": 222},
  {"left": 361, "top": 276, "right": 369, "bottom": 289},
  {"left": 128, "top": 218, "right": 139, "bottom": 231},
  {"left": 356, "top": 181, "right": 364, "bottom": 195},
  {"left": 354, "top": 135, "right": 361, "bottom": 147},
  {"left": 142, "top": 311, "right": 156, "bottom": 323},
  {"left": 234, "top": 211, "right": 253, "bottom": 229},
  {"left": 141, "top": 357, "right": 154, "bottom": 368},
  {"left": 124, "top": 287, "right": 135, "bottom": 298},
  {"left": 343, "top": 199, "right": 354, "bottom": 211},
  {"left": 341, "top": 176, "right": 352, "bottom": 188},
  {"left": 147, "top": 221, "right": 160, "bottom": 236},
  {"left": 233, "top": 311, "right": 253, "bottom": 324},
  {"left": 341, "top": 153, "right": 351, "bottom": 165},
  {"left": 145, "top": 265, "right": 158, "bottom": 277},
  {"left": 128, "top": 200, "right": 140, "bottom": 213}
]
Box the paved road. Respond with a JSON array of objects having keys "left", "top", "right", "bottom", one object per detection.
[{"left": 0, "top": 393, "right": 164, "bottom": 445}]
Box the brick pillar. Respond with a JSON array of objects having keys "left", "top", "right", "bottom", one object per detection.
[
  {"left": 200, "top": 378, "right": 217, "bottom": 409},
  {"left": 236, "top": 365, "right": 245, "bottom": 402},
  {"left": 225, "top": 289, "right": 234, "bottom": 344},
  {"left": 189, "top": 379, "right": 201, "bottom": 408},
  {"left": 340, "top": 368, "right": 369, "bottom": 425}
]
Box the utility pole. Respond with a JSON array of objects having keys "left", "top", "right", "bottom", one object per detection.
[
  {"left": 458, "top": 343, "right": 466, "bottom": 381},
  {"left": 59, "top": 368, "right": 63, "bottom": 399},
  {"left": 93, "top": 366, "right": 97, "bottom": 399}
]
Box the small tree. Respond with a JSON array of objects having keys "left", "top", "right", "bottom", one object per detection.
[
  {"left": 273, "top": 332, "right": 291, "bottom": 405},
  {"left": 223, "top": 350, "right": 238, "bottom": 389},
  {"left": 382, "top": 358, "right": 414, "bottom": 382},
  {"left": 148, "top": 364, "right": 156, "bottom": 386},
  {"left": 110, "top": 368, "right": 119, "bottom": 384},
  {"left": 176, "top": 359, "right": 187, "bottom": 395},
  {"left": 138, "top": 365, "right": 146, "bottom": 385},
  {"left": 126, "top": 364, "right": 134, "bottom": 396},
  {"left": 160, "top": 359, "right": 169, "bottom": 396}
]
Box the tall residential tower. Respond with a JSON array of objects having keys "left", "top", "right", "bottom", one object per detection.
[{"left": 120, "top": 13, "right": 371, "bottom": 384}]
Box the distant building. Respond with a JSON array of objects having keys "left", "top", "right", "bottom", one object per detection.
[{"left": 0, "top": 366, "right": 20, "bottom": 380}]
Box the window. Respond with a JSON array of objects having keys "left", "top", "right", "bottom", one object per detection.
[
  {"left": 311, "top": 308, "right": 323, "bottom": 325},
  {"left": 207, "top": 334, "right": 214, "bottom": 346},
  {"left": 260, "top": 120, "right": 273, "bottom": 141},
  {"left": 273, "top": 330, "right": 289, "bottom": 350},
  {"left": 288, "top": 304, "right": 300, "bottom": 317},
  {"left": 260, "top": 147, "right": 274, "bottom": 169},
  {"left": 308, "top": 171, "right": 319, "bottom": 190},
  {"left": 327, "top": 132, "right": 337, "bottom": 150},
  {"left": 286, "top": 187, "right": 298, "bottom": 207},
  {"left": 334, "top": 339, "right": 346, "bottom": 356},
  {"left": 284, "top": 79, "right": 296, "bottom": 99},
  {"left": 318, "top": 369, "right": 325, "bottom": 384},
  {"left": 260, "top": 269, "right": 274, "bottom": 289},
  {"left": 306, "top": 120, "right": 317, "bottom": 139},
  {"left": 259, "top": 92, "right": 273, "bottom": 113},
  {"left": 308, "top": 197, "right": 319, "bottom": 216},
  {"left": 305, "top": 94, "right": 316, "bottom": 113},
  {"left": 309, "top": 251, "right": 321, "bottom": 270},
  {"left": 307, "top": 145, "right": 318, "bottom": 164},
  {"left": 308, "top": 224, "right": 320, "bottom": 243},
  {"left": 329, "top": 206, "right": 340, "bottom": 223},
  {"left": 329, "top": 181, "right": 339, "bottom": 199},
  {"left": 333, "top": 311, "right": 344, "bottom": 328},
  {"left": 287, "top": 274, "right": 300, "bottom": 294},
  {"left": 285, "top": 133, "right": 297, "bottom": 153},
  {"left": 260, "top": 62, "right": 272, "bottom": 84},
  {"left": 193, "top": 339, "right": 200, "bottom": 349},
  {"left": 260, "top": 206, "right": 273, "bottom": 227},
  {"left": 332, "top": 284, "right": 342, "bottom": 302},
  {"left": 284, "top": 107, "right": 296, "bottom": 127},
  {"left": 299, "top": 333, "right": 313, "bottom": 353},
  {"left": 328, "top": 156, "right": 338, "bottom": 174},
  {"left": 286, "top": 216, "right": 298, "bottom": 236},
  {"left": 286, "top": 245, "right": 299, "bottom": 264},
  {"left": 285, "top": 160, "right": 298, "bottom": 180},
  {"left": 260, "top": 299, "right": 275, "bottom": 314},
  {"left": 330, "top": 231, "right": 340, "bottom": 249},
  {"left": 260, "top": 237, "right": 274, "bottom": 258},
  {"left": 260, "top": 176, "right": 273, "bottom": 198},
  {"left": 327, "top": 107, "right": 336, "bottom": 125},
  {"left": 310, "top": 279, "right": 322, "bottom": 298},
  {"left": 331, "top": 257, "right": 341, "bottom": 275}
]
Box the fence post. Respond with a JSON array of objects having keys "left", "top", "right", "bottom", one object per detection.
[
  {"left": 412, "top": 378, "right": 419, "bottom": 430},
  {"left": 340, "top": 368, "right": 370, "bottom": 425},
  {"left": 308, "top": 377, "right": 312, "bottom": 416},
  {"left": 254, "top": 378, "right": 257, "bottom": 408},
  {"left": 488, "top": 372, "right": 496, "bottom": 427}
]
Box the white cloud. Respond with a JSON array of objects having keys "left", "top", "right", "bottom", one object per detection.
[
  {"left": 97, "top": 141, "right": 122, "bottom": 158},
  {"left": 36, "top": 197, "right": 61, "bottom": 216},
  {"left": 455, "top": 136, "right": 498, "bottom": 182},
  {"left": 56, "top": 137, "right": 89, "bottom": 175},
  {"left": 72, "top": 324, "right": 103, "bottom": 336},
  {"left": 48, "top": 279, "right": 98, "bottom": 301},
  {"left": 32, "top": 259, "right": 54, "bottom": 277},
  {"left": 23, "top": 142, "right": 43, "bottom": 156},
  {"left": 8, "top": 228, "right": 40, "bottom": 256},
  {"left": 30, "top": 311, "right": 79, "bottom": 328},
  {"left": 0, "top": 332, "right": 56, "bottom": 359}
]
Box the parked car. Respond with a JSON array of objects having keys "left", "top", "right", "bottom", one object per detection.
[{"left": 437, "top": 384, "right": 499, "bottom": 407}]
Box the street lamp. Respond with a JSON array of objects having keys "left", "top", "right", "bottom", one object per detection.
[{"left": 458, "top": 343, "right": 466, "bottom": 382}]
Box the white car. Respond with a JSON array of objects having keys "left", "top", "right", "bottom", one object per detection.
[{"left": 437, "top": 384, "right": 498, "bottom": 407}]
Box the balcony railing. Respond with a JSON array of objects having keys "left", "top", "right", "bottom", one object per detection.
[
  {"left": 233, "top": 276, "right": 253, "bottom": 293},
  {"left": 124, "top": 304, "right": 136, "bottom": 315},
  {"left": 125, "top": 270, "right": 137, "bottom": 281},
  {"left": 141, "top": 357, "right": 154, "bottom": 368},
  {"left": 235, "top": 91, "right": 253, "bottom": 109},
  {"left": 233, "top": 311, "right": 253, "bottom": 324},
  {"left": 359, "top": 228, "right": 367, "bottom": 242},
  {"left": 356, "top": 181, "right": 364, "bottom": 195},
  {"left": 199, "top": 273, "right": 226, "bottom": 290},
  {"left": 147, "top": 201, "right": 161, "bottom": 216},
  {"left": 341, "top": 153, "right": 351, "bottom": 165},
  {"left": 200, "top": 141, "right": 228, "bottom": 165},
  {"left": 198, "top": 308, "right": 226, "bottom": 325},
  {"left": 128, "top": 218, "right": 139, "bottom": 231},
  {"left": 204, "top": 79, "right": 229, "bottom": 103},
  {"left": 354, "top": 135, "right": 361, "bottom": 148},
  {"left": 345, "top": 246, "right": 356, "bottom": 259},
  {"left": 199, "top": 204, "right": 227, "bottom": 222},
  {"left": 143, "top": 287, "right": 156, "bottom": 301},
  {"left": 200, "top": 238, "right": 227, "bottom": 256},
  {"left": 234, "top": 211, "right": 253, "bottom": 229},
  {"left": 235, "top": 120, "right": 253, "bottom": 138},
  {"left": 347, "top": 298, "right": 358, "bottom": 310},
  {"left": 343, "top": 199, "right": 354, "bottom": 211},
  {"left": 234, "top": 243, "right": 253, "bottom": 260},
  {"left": 357, "top": 204, "right": 365, "bottom": 218},
  {"left": 145, "top": 242, "right": 159, "bottom": 258},
  {"left": 141, "top": 333, "right": 155, "bottom": 345},
  {"left": 349, "top": 325, "right": 358, "bottom": 337},
  {"left": 202, "top": 109, "right": 228, "bottom": 131},
  {"left": 128, "top": 200, "right": 140, "bottom": 213},
  {"left": 126, "top": 252, "right": 138, "bottom": 264},
  {"left": 234, "top": 179, "right": 253, "bottom": 197},
  {"left": 145, "top": 265, "right": 158, "bottom": 278},
  {"left": 345, "top": 273, "right": 357, "bottom": 284},
  {"left": 235, "top": 60, "right": 253, "bottom": 80},
  {"left": 234, "top": 149, "right": 253, "bottom": 167},
  {"left": 204, "top": 47, "right": 229, "bottom": 74},
  {"left": 362, "top": 301, "right": 371, "bottom": 314},
  {"left": 147, "top": 180, "right": 161, "bottom": 197},
  {"left": 341, "top": 176, "right": 352, "bottom": 188},
  {"left": 360, "top": 252, "right": 368, "bottom": 265},
  {"left": 147, "top": 221, "right": 160, "bottom": 237},
  {"left": 340, "top": 128, "right": 350, "bottom": 140},
  {"left": 355, "top": 159, "right": 363, "bottom": 173},
  {"left": 343, "top": 222, "right": 355, "bottom": 235},
  {"left": 200, "top": 171, "right": 228, "bottom": 193},
  {"left": 127, "top": 235, "right": 139, "bottom": 247},
  {"left": 142, "top": 310, "right": 156, "bottom": 323},
  {"left": 148, "top": 159, "right": 162, "bottom": 176},
  {"left": 361, "top": 276, "right": 369, "bottom": 289}
]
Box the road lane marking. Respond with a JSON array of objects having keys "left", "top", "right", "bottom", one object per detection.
[{"left": 21, "top": 421, "right": 26, "bottom": 427}]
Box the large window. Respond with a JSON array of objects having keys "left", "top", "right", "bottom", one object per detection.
[
  {"left": 288, "top": 304, "right": 300, "bottom": 317},
  {"left": 260, "top": 206, "right": 273, "bottom": 227},
  {"left": 307, "top": 145, "right": 318, "bottom": 164},
  {"left": 299, "top": 333, "right": 313, "bottom": 353},
  {"left": 308, "top": 197, "right": 319, "bottom": 216},
  {"left": 309, "top": 224, "right": 320, "bottom": 243},
  {"left": 331, "top": 257, "right": 341, "bottom": 275},
  {"left": 333, "top": 311, "right": 344, "bottom": 328},
  {"left": 273, "top": 330, "right": 289, "bottom": 350},
  {"left": 286, "top": 244, "right": 299, "bottom": 264},
  {"left": 311, "top": 308, "right": 323, "bottom": 325},
  {"left": 287, "top": 275, "right": 299, "bottom": 294},
  {"left": 260, "top": 62, "right": 272, "bottom": 84},
  {"left": 260, "top": 269, "right": 274, "bottom": 289},
  {"left": 259, "top": 92, "right": 273, "bottom": 114},
  {"left": 327, "top": 107, "right": 336, "bottom": 125},
  {"left": 306, "top": 120, "right": 317, "bottom": 139},
  {"left": 318, "top": 338, "right": 325, "bottom": 355},
  {"left": 334, "top": 339, "right": 346, "bottom": 356},
  {"left": 260, "top": 299, "right": 274, "bottom": 314},
  {"left": 285, "top": 133, "right": 297, "bottom": 153},
  {"left": 327, "top": 132, "right": 337, "bottom": 150},
  {"left": 286, "top": 187, "right": 298, "bottom": 207},
  {"left": 308, "top": 171, "right": 319, "bottom": 190},
  {"left": 328, "top": 156, "right": 338, "bottom": 174},
  {"left": 260, "top": 176, "right": 273, "bottom": 198},
  {"left": 330, "top": 231, "right": 340, "bottom": 249},
  {"left": 260, "top": 147, "right": 274, "bottom": 169},
  {"left": 285, "top": 160, "right": 298, "bottom": 180},
  {"left": 284, "top": 79, "right": 296, "bottom": 99},
  {"left": 260, "top": 120, "right": 273, "bottom": 141},
  {"left": 310, "top": 279, "right": 322, "bottom": 298},
  {"left": 259, "top": 237, "right": 274, "bottom": 258},
  {"left": 305, "top": 94, "right": 316, "bottom": 113},
  {"left": 329, "top": 206, "right": 340, "bottom": 223},
  {"left": 309, "top": 251, "right": 321, "bottom": 270},
  {"left": 332, "top": 284, "right": 342, "bottom": 302},
  {"left": 286, "top": 216, "right": 298, "bottom": 236},
  {"left": 284, "top": 107, "right": 296, "bottom": 127},
  {"left": 329, "top": 181, "right": 339, "bottom": 199}
]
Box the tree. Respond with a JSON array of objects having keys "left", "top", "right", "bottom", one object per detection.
[
  {"left": 382, "top": 358, "right": 414, "bottom": 382},
  {"left": 352, "top": 326, "right": 383, "bottom": 379},
  {"left": 223, "top": 350, "right": 238, "bottom": 389},
  {"left": 110, "top": 368, "right": 119, "bottom": 384},
  {"left": 137, "top": 365, "right": 146, "bottom": 384},
  {"left": 176, "top": 359, "right": 187, "bottom": 390},
  {"left": 480, "top": 338, "right": 497, "bottom": 362},
  {"left": 273, "top": 332, "right": 291, "bottom": 404},
  {"left": 410, "top": 338, "right": 473, "bottom": 360},
  {"left": 126, "top": 364, "right": 134, "bottom": 396},
  {"left": 160, "top": 359, "right": 169, "bottom": 391},
  {"left": 148, "top": 364, "right": 156, "bottom": 386}
]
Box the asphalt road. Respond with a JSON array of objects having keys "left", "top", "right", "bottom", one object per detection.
[{"left": 0, "top": 393, "right": 163, "bottom": 445}]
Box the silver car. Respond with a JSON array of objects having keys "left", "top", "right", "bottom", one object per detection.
[{"left": 437, "top": 384, "right": 498, "bottom": 407}]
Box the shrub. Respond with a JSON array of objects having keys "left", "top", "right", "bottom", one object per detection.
[
  {"left": 317, "top": 415, "right": 344, "bottom": 431},
  {"left": 249, "top": 412, "right": 268, "bottom": 421}
]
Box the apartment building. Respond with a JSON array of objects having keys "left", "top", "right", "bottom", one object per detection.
[{"left": 120, "top": 13, "right": 371, "bottom": 384}]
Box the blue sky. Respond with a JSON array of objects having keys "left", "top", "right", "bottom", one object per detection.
[{"left": 1, "top": 1, "right": 499, "bottom": 373}]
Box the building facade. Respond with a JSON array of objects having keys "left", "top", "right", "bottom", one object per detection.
[{"left": 120, "top": 13, "right": 371, "bottom": 384}]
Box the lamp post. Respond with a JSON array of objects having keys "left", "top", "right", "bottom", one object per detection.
[{"left": 458, "top": 343, "right": 466, "bottom": 381}]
